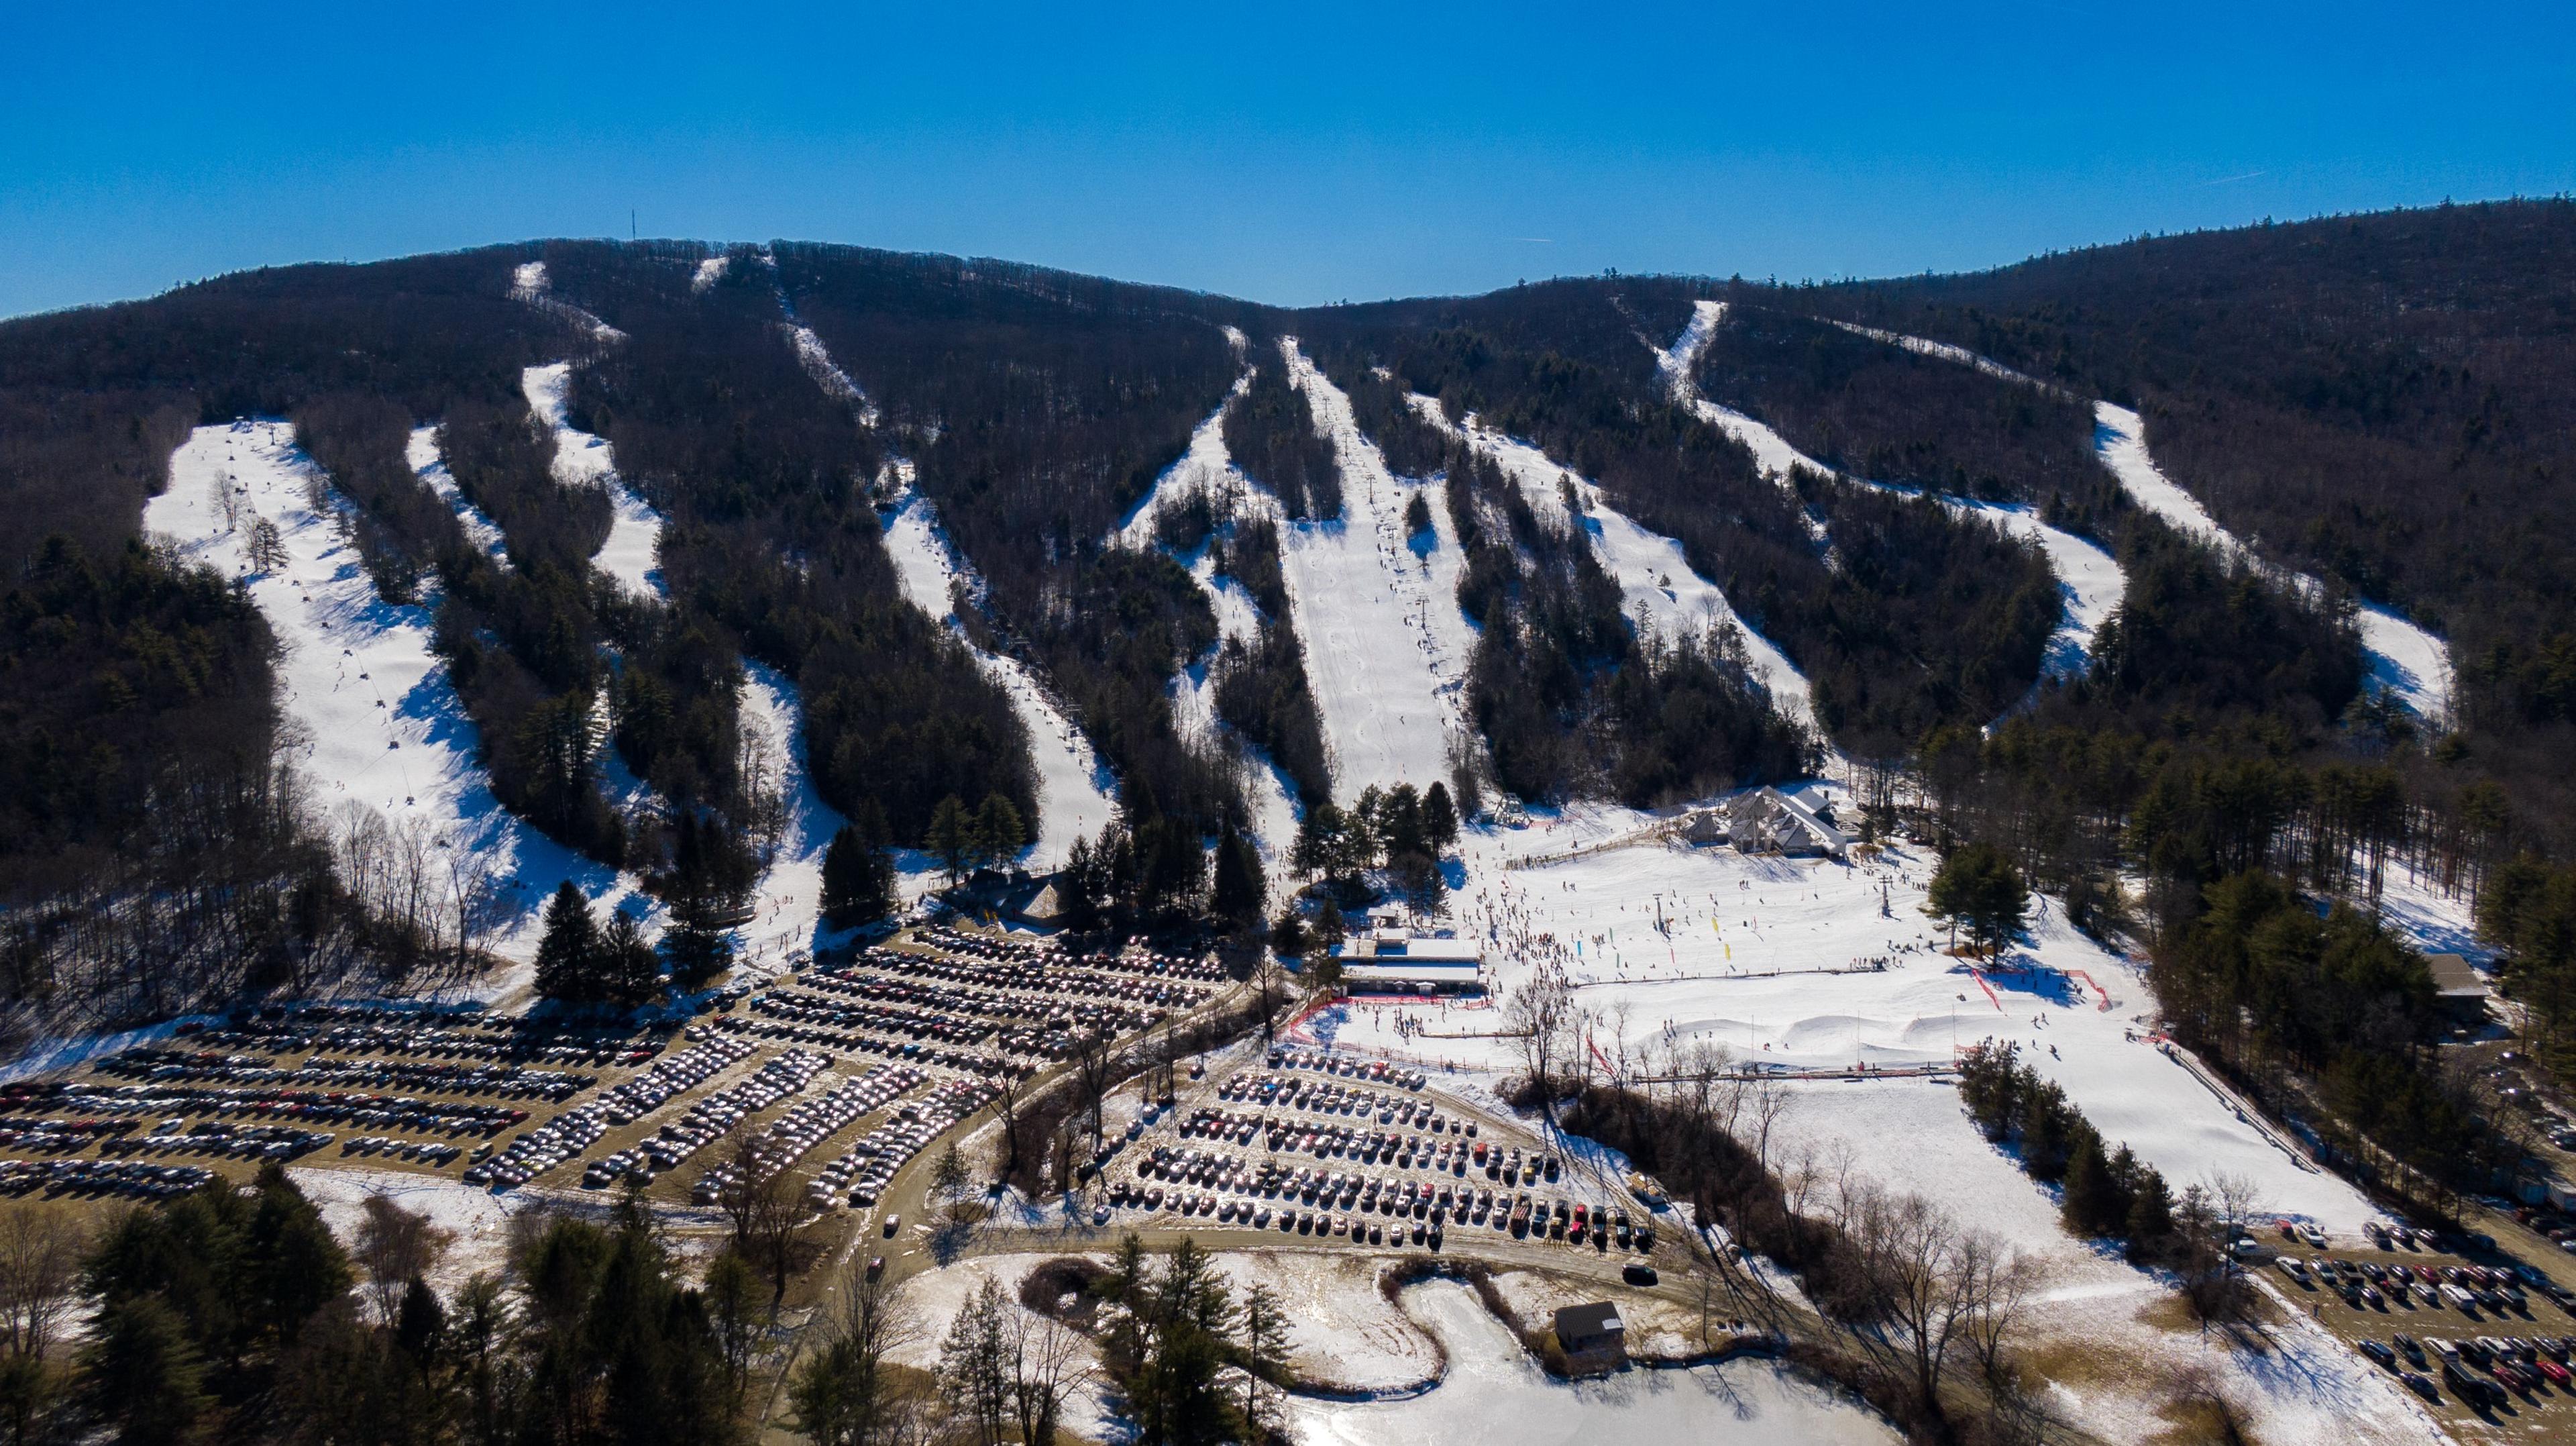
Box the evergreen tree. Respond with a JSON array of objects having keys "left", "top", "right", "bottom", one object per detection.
[
  {"left": 2125, "top": 1164, "right": 2176, "bottom": 1256},
  {"left": 973, "top": 792, "right": 1026, "bottom": 870},
  {"left": 2059, "top": 1125, "right": 2122, "bottom": 1235},
  {"left": 599, "top": 908, "right": 661, "bottom": 1006},
  {"left": 820, "top": 819, "right": 896, "bottom": 929},
  {"left": 926, "top": 794, "right": 973, "bottom": 880},
  {"left": 1927, "top": 841, "right": 2029, "bottom": 959},
  {"left": 78, "top": 1296, "right": 207, "bottom": 1446},
  {"left": 1423, "top": 781, "right": 1460, "bottom": 852},
  {"left": 533, "top": 880, "right": 600, "bottom": 1004},
  {"left": 1210, "top": 826, "right": 1265, "bottom": 927},
  {"left": 659, "top": 896, "right": 732, "bottom": 990},
  {"left": 1269, "top": 909, "right": 1309, "bottom": 961}
]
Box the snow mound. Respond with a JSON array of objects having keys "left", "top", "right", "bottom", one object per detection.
[
  {"left": 144, "top": 421, "right": 652, "bottom": 975},
  {"left": 879, "top": 471, "right": 1118, "bottom": 866},
  {"left": 521, "top": 362, "right": 665, "bottom": 601}
]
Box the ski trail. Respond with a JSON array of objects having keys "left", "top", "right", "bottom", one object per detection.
[
  {"left": 144, "top": 421, "right": 655, "bottom": 982},
  {"left": 1108, "top": 379, "right": 1303, "bottom": 879},
  {"left": 1658, "top": 302, "right": 2125, "bottom": 701},
  {"left": 509, "top": 262, "right": 625, "bottom": 343},
  {"left": 880, "top": 469, "right": 1119, "bottom": 867},
  {"left": 1652, "top": 301, "right": 1832, "bottom": 546},
  {"left": 731, "top": 660, "right": 851, "bottom": 966},
  {"left": 406, "top": 426, "right": 509, "bottom": 567},
  {"left": 520, "top": 362, "right": 665, "bottom": 601},
  {"left": 1417, "top": 397, "right": 1822, "bottom": 741},
  {"left": 1819, "top": 318, "right": 2078, "bottom": 400},
  {"left": 757, "top": 248, "right": 883, "bottom": 427},
  {"left": 1274, "top": 338, "right": 1472, "bottom": 801},
  {"left": 691, "top": 256, "right": 729, "bottom": 293},
  {"left": 2094, "top": 403, "right": 2454, "bottom": 720}
]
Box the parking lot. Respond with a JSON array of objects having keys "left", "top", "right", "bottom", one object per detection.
[{"left": 0, "top": 929, "right": 1234, "bottom": 1222}]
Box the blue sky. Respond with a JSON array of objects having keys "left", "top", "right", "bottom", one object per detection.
[{"left": 5, "top": 1, "right": 2570, "bottom": 317}]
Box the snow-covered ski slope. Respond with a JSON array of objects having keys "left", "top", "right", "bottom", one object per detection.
[
  {"left": 731, "top": 660, "right": 849, "bottom": 965},
  {"left": 508, "top": 262, "right": 624, "bottom": 343},
  {"left": 2094, "top": 403, "right": 2455, "bottom": 719},
  {"left": 144, "top": 421, "right": 651, "bottom": 971},
  {"left": 1111, "top": 386, "right": 1301, "bottom": 873},
  {"left": 1419, "top": 397, "right": 1822, "bottom": 741},
  {"left": 406, "top": 427, "right": 508, "bottom": 566},
  {"left": 1797, "top": 311, "right": 2455, "bottom": 720},
  {"left": 1657, "top": 303, "right": 2125, "bottom": 696},
  {"left": 880, "top": 472, "right": 1118, "bottom": 866},
  {"left": 520, "top": 362, "right": 665, "bottom": 601},
  {"left": 1271, "top": 340, "right": 1474, "bottom": 801}
]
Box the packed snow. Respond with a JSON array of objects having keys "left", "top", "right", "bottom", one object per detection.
[
  {"left": 1269, "top": 339, "right": 1476, "bottom": 801},
  {"left": 521, "top": 362, "right": 665, "bottom": 601},
  {"left": 879, "top": 471, "right": 1119, "bottom": 866},
  {"left": 2092, "top": 404, "right": 2455, "bottom": 721},
  {"left": 1419, "top": 398, "right": 1821, "bottom": 741},
  {"left": 144, "top": 421, "right": 652, "bottom": 972},
  {"left": 691, "top": 255, "right": 728, "bottom": 292},
  {"left": 1656, "top": 305, "right": 2125, "bottom": 703},
  {"left": 290, "top": 1164, "right": 529, "bottom": 1296},
  {"left": 1819, "top": 318, "right": 2075, "bottom": 399},
  {"left": 406, "top": 425, "right": 509, "bottom": 566},
  {"left": 1285, "top": 1280, "right": 1899, "bottom": 1446},
  {"left": 730, "top": 661, "right": 851, "bottom": 968},
  {"left": 508, "top": 261, "right": 625, "bottom": 342}
]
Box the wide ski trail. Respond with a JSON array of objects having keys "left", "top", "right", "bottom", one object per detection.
[
  {"left": 521, "top": 362, "right": 665, "bottom": 602},
  {"left": 407, "top": 427, "right": 509, "bottom": 566},
  {"left": 144, "top": 421, "right": 652, "bottom": 976},
  {"left": 1271, "top": 340, "right": 1473, "bottom": 801}
]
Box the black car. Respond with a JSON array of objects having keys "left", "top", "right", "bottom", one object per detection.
[{"left": 1621, "top": 1263, "right": 1659, "bottom": 1288}]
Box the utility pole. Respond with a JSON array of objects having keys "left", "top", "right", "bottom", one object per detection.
[{"left": 631, "top": 209, "right": 637, "bottom": 242}]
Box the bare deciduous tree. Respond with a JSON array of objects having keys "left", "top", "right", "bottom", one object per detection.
[
  {"left": 0, "top": 1202, "right": 85, "bottom": 1359},
  {"left": 354, "top": 1192, "right": 454, "bottom": 1324}
]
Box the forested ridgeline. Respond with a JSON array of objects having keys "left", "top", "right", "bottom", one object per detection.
[
  {"left": 1295, "top": 307, "right": 2060, "bottom": 756},
  {"left": 1796, "top": 199, "right": 2576, "bottom": 843},
  {"left": 773, "top": 244, "right": 1270, "bottom": 836},
  {"left": 1689, "top": 297, "right": 2124, "bottom": 534},
  {"left": 1220, "top": 341, "right": 1341, "bottom": 520}
]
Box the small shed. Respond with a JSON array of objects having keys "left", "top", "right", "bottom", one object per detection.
[{"left": 1552, "top": 1301, "right": 1627, "bottom": 1375}]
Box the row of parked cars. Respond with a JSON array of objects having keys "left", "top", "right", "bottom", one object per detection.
[
  {"left": 595, "top": 1034, "right": 757, "bottom": 1125},
  {"left": 0, "top": 1159, "right": 214, "bottom": 1199},
  {"left": 1218, "top": 1071, "right": 1444, "bottom": 1130},
  {"left": 2359, "top": 1331, "right": 2576, "bottom": 1407},
  {"left": 92, "top": 1045, "right": 595, "bottom": 1104},
  {"left": 685, "top": 1064, "right": 928, "bottom": 1203},
  {"left": 632, "top": 1050, "right": 830, "bottom": 1173},
  {"left": 818, "top": 1078, "right": 995, "bottom": 1208},
  {"left": 195, "top": 1004, "right": 663, "bottom": 1069},
  {"left": 465, "top": 1103, "right": 609, "bottom": 1188},
  {"left": 8, "top": 1080, "right": 530, "bottom": 1139},
  {"left": 99, "top": 1121, "right": 333, "bottom": 1161},
  {"left": 1265, "top": 1049, "right": 1430, "bottom": 1092}
]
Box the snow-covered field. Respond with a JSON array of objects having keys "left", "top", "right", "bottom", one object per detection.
[
  {"left": 521, "top": 362, "right": 665, "bottom": 601},
  {"left": 1285, "top": 1279, "right": 1898, "bottom": 1446},
  {"left": 1658, "top": 303, "right": 2125, "bottom": 706},
  {"left": 879, "top": 474, "right": 1119, "bottom": 866},
  {"left": 1270, "top": 340, "right": 1475, "bottom": 800},
  {"left": 144, "top": 421, "right": 649, "bottom": 971},
  {"left": 1421, "top": 398, "right": 1821, "bottom": 739},
  {"left": 290, "top": 1164, "right": 528, "bottom": 1295},
  {"left": 407, "top": 426, "right": 508, "bottom": 564}
]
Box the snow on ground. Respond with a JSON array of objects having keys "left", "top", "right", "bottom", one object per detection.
[
  {"left": 691, "top": 255, "right": 728, "bottom": 292},
  {"left": 879, "top": 474, "right": 1118, "bottom": 867},
  {"left": 887, "top": 1253, "right": 1120, "bottom": 1440},
  {"left": 1656, "top": 303, "right": 2124, "bottom": 703},
  {"left": 1819, "top": 319, "right": 2075, "bottom": 399},
  {"left": 1211, "top": 1251, "right": 1442, "bottom": 1392},
  {"left": 508, "top": 262, "right": 625, "bottom": 343},
  {"left": 144, "top": 421, "right": 651, "bottom": 974},
  {"left": 521, "top": 362, "right": 665, "bottom": 601},
  {"left": 730, "top": 660, "right": 851, "bottom": 969},
  {"left": 1285, "top": 1279, "right": 1898, "bottom": 1446},
  {"left": 1273, "top": 340, "right": 1475, "bottom": 801},
  {"left": 290, "top": 1164, "right": 527, "bottom": 1296},
  {"left": 1421, "top": 398, "right": 1821, "bottom": 741},
  {"left": 407, "top": 426, "right": 509, "bottom": 565}
]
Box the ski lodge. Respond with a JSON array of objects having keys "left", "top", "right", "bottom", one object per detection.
[{"left": 1330, "top": 919, "right": 1485, "bottom": 996}]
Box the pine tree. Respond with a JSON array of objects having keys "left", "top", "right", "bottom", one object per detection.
[
  {"left": 821, "top": 824, "right": 894, "bottom": 928},
  {"left": 2124, "top": 1164, "right": 2176, "bottom": 1255},
  {"left": 660, "top": 895, "right": 733, "bottom": 990},
  {"left": 973, "top": 793, "right": 1026, "bottom": 870},
  {"left": 1423, "top": 781, "right": 1460, "bottom": 852},
  {"left": 926, "top": 795, "right": 972, "bottom": 880},
  {"left": 1211, "top": 826, "right": 1265, "bottom": 927},
  {"left": 533, "top": 881, "right": 600, "bottom": 1004},
  {"left": 2059, "top": 1125, "right": 2123, "bottom": 1236},
  {"left": 599, "top": 908, "right": 660, "bottom": 1006}
]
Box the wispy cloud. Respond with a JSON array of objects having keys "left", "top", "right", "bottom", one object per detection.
[
  {"left": 2198, "top": 170, "right": 2267, "bottom": 187},
  {"left": 1514, "top": 237, "right": 1554, "bottom": 244}
]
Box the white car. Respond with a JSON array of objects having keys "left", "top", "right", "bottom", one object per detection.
[{"left": 2297, "top": 1223, "right": 2328, "bottom": 1249}]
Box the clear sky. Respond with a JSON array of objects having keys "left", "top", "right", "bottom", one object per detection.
[{"left": 5, "top": 1, "right": 2571, "bottom": 318}]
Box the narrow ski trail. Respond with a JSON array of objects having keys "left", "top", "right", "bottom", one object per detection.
[
  {"left": 406, "top": 427, "right": 508, "bottom": 566},
  {"left": 881, "top": 468, "right": 1119, "bottom": 868},
  {"left": 144, "top": 421, "right": 654, "bottom": 978},
  {"left": 731, "top": 660, "right": 851, "bottom": 966},
  {"left": 2093, "top": 403, "right": 2455, "bottom": 719},
  {"left": 1802, "top": 311, "right": 2455, "bottom": 721},
  {"left": 1658, "top": 302, "right": 2126, "bottom": 708},
  {"left": 1407, "top": 394, "right": 1822, "bottom": 742},
  {"left": 1112, "top": 370, "right": 1303, "bottom": 876},
  {"left": 520, "top": 362, "right": 665, "bottom": 602},
  {"left": 1271, "top": 339, "right": 1474, "bottom": 801}
]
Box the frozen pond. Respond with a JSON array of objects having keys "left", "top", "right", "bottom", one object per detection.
[{"left": 1285, "top": 1282, "right": 1899, "bottom": 1446}]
